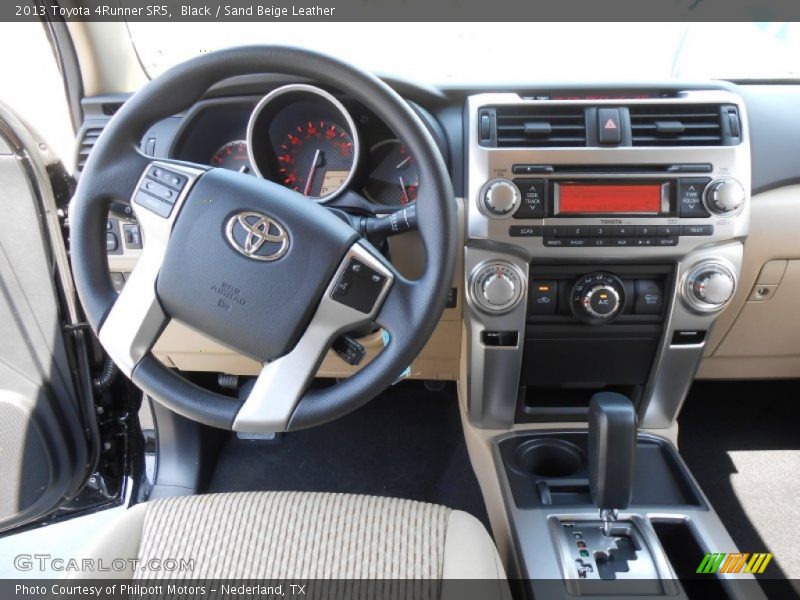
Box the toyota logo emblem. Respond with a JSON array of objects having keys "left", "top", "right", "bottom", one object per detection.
[{"left": 225, "top": 211, "right": 289, "bottom": 261}]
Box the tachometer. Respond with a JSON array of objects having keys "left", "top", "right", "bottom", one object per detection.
[
  {"left": 210, "top": 140, "right": 252, "bottom": 173},
  {"left": 363, "top": 139, "right": 419, "bottom": 207},
  {"left": 277, "top": 121, "right": 355, "bottom": 197}
]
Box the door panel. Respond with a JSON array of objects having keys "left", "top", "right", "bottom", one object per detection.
[{"left": 0, "top": 102, "right": 89, "bottom": 531}]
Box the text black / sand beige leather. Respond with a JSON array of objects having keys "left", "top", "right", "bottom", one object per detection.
[{"left": 74, "top": 492, "right": 506, "bottom": 583}]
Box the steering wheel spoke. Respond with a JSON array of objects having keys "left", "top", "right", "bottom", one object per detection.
[
  {"left": 233, "top": 243, "right": 394, "bottom": 432},
  {"left": 98, "top": 160, "right": 205, "bottom": 377}
]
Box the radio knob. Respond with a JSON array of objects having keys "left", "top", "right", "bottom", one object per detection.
[
  {"left": 685, "top": 263, "right": 736, "bottom": 311},
  {"left": 704, "top": 179, "right": 745, "bottom": 214},
  {"left": 482, "top": 179, "right": 520, "bottom": 217},
  {"left": 470, "top": 262, "right": 524, "bottom": 313},
  {"left": 571, "top": 272, "right": 625, "bottom": 324}
]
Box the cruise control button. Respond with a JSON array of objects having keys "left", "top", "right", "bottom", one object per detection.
[{"left": 682, "top": 224, "right": 714, "bottom": 236}]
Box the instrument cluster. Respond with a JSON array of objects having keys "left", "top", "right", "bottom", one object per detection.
[{"left": 174, "top": 84, "right": 428, "bottom": 209}]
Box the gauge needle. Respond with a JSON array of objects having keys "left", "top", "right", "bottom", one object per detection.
[
  {"left": 399, "top": 175, "right": 410, "bottom": 205},
  {"left": 304, "top": 149, "right": 322, "bottom": 196},
  {"left": 239, "top": 165, "right": 250, "bottom": 174},
  {"left": 396, "top": 156, "right": 412, "bottom": 170}
]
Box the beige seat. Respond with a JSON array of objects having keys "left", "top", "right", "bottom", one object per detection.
[{"left": 76, "top": 491, "right": 507, "bottom": 586}]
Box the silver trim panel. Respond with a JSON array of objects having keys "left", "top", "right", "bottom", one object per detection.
[
  {"left": 232, "top": 243, "right": 394, "bottom": 433},
  {"left": 98, "top": 161, "right": 204, "bottom": 378}
]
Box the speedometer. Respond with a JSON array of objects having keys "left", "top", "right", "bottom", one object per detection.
[
  {"left": 247, "top": 84, "right": 360, "bottom": 202},
  {"left": 277, "top": 121, "right": 355, "bottom": 197}
]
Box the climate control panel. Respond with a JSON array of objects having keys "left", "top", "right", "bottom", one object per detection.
[
  {"left": 570, "top": 272, "right": 626, "bottom": 324},
  {"left": 469, "top": 261, "right": 525, "bottom": 314}
]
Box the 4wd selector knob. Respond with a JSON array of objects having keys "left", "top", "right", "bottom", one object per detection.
[
  {"left": 684, "top": 263, "right": 736, "bottom": 312},
  {"left": 571, "top": 272, "right": 626, "bottom": 324},
  {"left": 704, "top": 178, "right": 745, "bottom": 214},
  {"left": 481, "top": 179, "right": 520, "bottom": 217},
  {"left": 470, "top": 261, "right": 525, "bottom": 313}
]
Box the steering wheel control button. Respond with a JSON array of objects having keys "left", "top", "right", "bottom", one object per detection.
[
  {"left": 512, "top": 179, "right": 546, "bottom": 219},
  {"left": 677, "top": 178, "right": 712, "bottom": 218},
  {"left": 332, "top": 258, "right": 387, "bottom": 314},
  {"left": 331, "top": 335, "right": 366, "bottom": 366},
  {"left": 481, "top": 179, "right": 521, "bottom": 218},
  {"left": 148, "top": 166, "right": 187, "bottom": 191},
  {"left": 529, "top": 280, "right": 557, "bottom": 315},
  {"left": 470, "top": 262, "right": 525, "bottom": 314},
  {"left": 106, "top": 232, "right": 118, "bottom": 252},
  {"left": 571, "top": 272, "right": 626, "bottom": 324}
]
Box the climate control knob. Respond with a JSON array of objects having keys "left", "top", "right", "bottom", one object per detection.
[
  {"left": 571, "top": 272, "right": 626, "bottom": 324},
  {"left": 470, "top": 262, "right": 525, "bottom": 313},
  {"left": 684, "top": 263, "right": 736, "bottom": 311},
  {"left": 481, "top": 179, "right": 520, "bottom": 217},
  {"left": 704, "top": 178, "right": 745, "bottom": 214}
]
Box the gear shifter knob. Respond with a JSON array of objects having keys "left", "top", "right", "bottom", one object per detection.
[{"left": 588, "top": 392, "right": 637, "bottom": 515}]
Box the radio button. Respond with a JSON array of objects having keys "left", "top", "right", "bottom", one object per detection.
[
  {"left": 566, "top": 238, "right": 590, "bottom": 247},
  {"left": 609, "top": 237, "right": 633, "bottom": 247},
  {"left": 610, "top": 225, "right": 634, "bottom": 237},
  {"left": 678, "top": 178, "right": 712, "bottom": 218},
  {"left": 509, "top": 225, "right": 542, "bottom": 237},
  {"left": 635, "top": 237, "right": 656, "bottom": 246},
  {"left": 634, "top": 225, "right": 658, "bottom": 237},
  {"left": 544, "top": 225, "right": 566, "bottom": 237},
  {"left": 591, "top": 225, "right": 614, "bottom": 237},
  {"left": 544, "top": 238, "right": 564, "bottom": 247},
  {"left": 657, "top": 236, "right": 679, "bottom": 246},
  {"left": 657, "top": 225, "right": 680, "bottom": 236},
  {"left": 567, "top": 225, "right": 593, "bottom": 237},
  {"left": 682, "top": 224, "right": 714, "bottom": 236},
  {"left": 512, "top": 179, "right": 546, "bottom": 219}
]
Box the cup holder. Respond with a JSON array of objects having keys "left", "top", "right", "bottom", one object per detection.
[{"left": 514, "top": 439, "right": 585, "bottom": 478}]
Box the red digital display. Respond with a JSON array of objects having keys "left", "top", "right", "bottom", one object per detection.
[{"left": 558, "top": 184, "right": 662, "bottom": 214}]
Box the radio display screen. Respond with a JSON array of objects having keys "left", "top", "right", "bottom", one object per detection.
[{"left": 558, "top": 183, "right": 663, "bottom": 214}]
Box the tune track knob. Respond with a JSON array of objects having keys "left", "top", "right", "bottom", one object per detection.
[
  {"left": 470, "top": 262, "right": 525, "bottom": 313},
  {"left": 480, "top": 179, "right": 520, "bottom": 217},
  {"left": 704, "top": 178, "right": 745, "bottom": 215},
  {"left": 684, "top": 263, "right": 737, "bottom": 312}
]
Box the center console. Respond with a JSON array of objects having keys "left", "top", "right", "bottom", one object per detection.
[
  {"left": 463, "top": 89, "right": 762, "bottom": 598},
  {"left": 463, "top": 89, "right": 750, "bottom": 429}
]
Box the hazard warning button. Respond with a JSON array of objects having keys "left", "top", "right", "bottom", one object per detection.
[{"left": 598, "top": 108, "right": 622, "bottom": 144}]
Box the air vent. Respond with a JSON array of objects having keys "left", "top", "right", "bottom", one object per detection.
[
  {"left": 101, "top": 103, "right": 123, "bottom": 116},
  {"left": 629, "top": 104, "right": 731, "bottom": 146},
  {"left": 491, "top": 106, "right": 587, "bottom": 148},
  {"left": 75, "top": 126, "right": 103, "bottom": 172}
]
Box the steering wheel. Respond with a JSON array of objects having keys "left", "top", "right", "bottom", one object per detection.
[{"left": 70, "top": 46, "right": 456, "bottom": 432}]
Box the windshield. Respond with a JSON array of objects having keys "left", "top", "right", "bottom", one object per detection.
[{"left": 128, "top": 22, "right": 800, "bottom": 84}]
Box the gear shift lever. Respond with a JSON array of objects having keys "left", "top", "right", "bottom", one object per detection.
[{"left": 588, "top": 392, "right": 637, "bottom": 535}]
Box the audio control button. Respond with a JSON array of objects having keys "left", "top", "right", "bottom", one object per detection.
[
  {"left": 678, "top": 178, "right": 712, "bottom": 218},
  {"left": 682, "top": 224, "right": 714, "bottom": 236},
  {"left": 481, "top": 179, "right": 520, "bottom": 217},
  {"left": 512, "top": 179, "right": 546, "bottom": 218},
  {"left": 544, "top": 238, "right": 564, "bottom": 247},
  {"left": 509, "top": 225, "right": 542, "bottom": 237}
]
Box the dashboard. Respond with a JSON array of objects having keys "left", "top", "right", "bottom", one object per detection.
[
  {"left": 168, "top": 84, "right": 445, "bottom": 210},
  {"left": 86, "top": 78, "right": 800, "bottom": 420}
]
